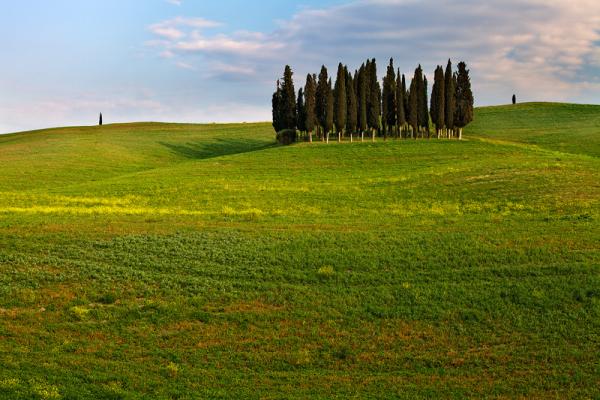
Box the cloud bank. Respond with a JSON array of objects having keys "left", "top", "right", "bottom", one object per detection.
[{"left": 149, "top": 0, "right": 600, "bottom": 105}]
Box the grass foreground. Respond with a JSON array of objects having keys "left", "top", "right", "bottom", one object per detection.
[{"left": 0, "top": 102, "right": 599, "bottom": 399}]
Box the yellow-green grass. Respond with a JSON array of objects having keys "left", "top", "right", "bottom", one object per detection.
[{"left": 0, "top": 104, "right": 598, "bottom": 398}]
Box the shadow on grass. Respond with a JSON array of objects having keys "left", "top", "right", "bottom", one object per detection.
[{"left": 159, "top": 138, "right": 277, "bottom": 160}]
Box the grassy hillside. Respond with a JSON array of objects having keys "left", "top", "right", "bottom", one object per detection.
[
  {"left": 0, "top": 104, "right": 598, "bottom": 398},
  {"left": 466, "top": 102, "right": 600, "bottom": 157}
]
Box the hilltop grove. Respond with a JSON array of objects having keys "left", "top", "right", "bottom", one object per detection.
[{"left": 272, "top": 59, "right": 474, "bottom": 143}]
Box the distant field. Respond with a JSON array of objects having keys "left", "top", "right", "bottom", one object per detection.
[{"left": 0, "top": 103, "right": 598, "bottom": 398}]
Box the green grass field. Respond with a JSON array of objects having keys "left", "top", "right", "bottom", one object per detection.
[{"left": 0, "top": 102, "right": 598, "bottom": 399}]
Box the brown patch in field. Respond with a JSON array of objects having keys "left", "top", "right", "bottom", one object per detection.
[
  {"left": 222, "top": 300, "right": 283, "bottom": 314},
  {"left": 37, "top": 284, "right": 78, "bottom": 306}
]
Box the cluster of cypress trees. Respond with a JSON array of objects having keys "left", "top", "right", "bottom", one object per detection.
[{"left": 272, "top": 58, "right": 473, "bottom": 143}]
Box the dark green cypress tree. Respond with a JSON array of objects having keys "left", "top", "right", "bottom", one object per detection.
[
  {"left": 454, "top": 61, "right": 474, "bottom": 140},
  {"left": 316, "top": 65, "right": 329, "bottom": 140},
  {"left": 414, "top": 65, "right": 425, "bottom": 138},
  {"left": 296, "top": 88, "right": 306, "bottom": 136},
  {"left": 430, "top": 71, "right": 438, "bottom": 132},
  {"left": 383, "top": 58, "right": 396, "bottom": 138},
  {"left": 272, "top": 80, "right": 283, "bottom": 133},
  {"left": 280, "top": 65, "right": 296, "bottom": 130},
  {"left": 357, "top": 65, "right": 368, "bottom": 138},
  {"left": 444, "top": 59, "right": 455, "bottom": 137},
  {"left": 367, "top": 59, "right": 380, "bottom": 138},
  {"left": 422, "top": 75, "right": 430, "bottom": 137},
  {"left": 334, "top": 63, "right": 347, "bottom": 140},
  {"left": 396, "top": 69, "right": 406, "bottom": 138},
  {"left": 408, "top": 78, "right": 418, "bottom": 139},
  {"left": 402, "top": 74, "right": 409, "bottom": 135},
  {"left": 304, "top": 74, "right": 317, "bottom": 142},
  {"left": 431, "top": 66, "right": 445, "bottom": 137},
  {"left": 325, "top": 78, "right": 334, "bottom": 141},
  {"left": 346, "top": 68, "right": 358, "bottom": 137}
]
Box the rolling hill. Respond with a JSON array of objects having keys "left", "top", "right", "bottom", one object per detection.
[{"left": 0, "top": 103, "right": 598, "bottom": 398}]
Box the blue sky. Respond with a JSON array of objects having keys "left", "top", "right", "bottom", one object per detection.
[{"left": 1, "top": 0, "right": 600, "bottom": 133}]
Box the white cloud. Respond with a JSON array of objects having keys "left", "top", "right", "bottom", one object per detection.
[{"left": 148, "top": 0, "right": 600, "bottom": 105}]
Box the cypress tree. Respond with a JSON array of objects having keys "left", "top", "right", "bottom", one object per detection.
[
  {"left": 296, "top": 88, "right": 306, "bottom": 136},
  {"left": 325, "top": 78, "right": 334, "bottom": 142},
  {"left": 357, "top": 65, "right": 368, "bottom": 140},
  {"left": 396, "top": 69, "right": 405, "bottom": 138},
  {"left": 444, "top": 59, "right": 455, "bottom": 137},
  {"left": 454, "top": 61, "right": 474, "bottom": 140},
  {"left": 316, "top": 65, "right": 329, "bottom": 140},
  {"left": 402, "top": 74, "right": 409, "bottom": 136},
  {"left": 431, "top": 66, "right": 445, "bottom": 137},
  {"left": 346, "top": 68, "right": 358, "bottom": 138},
  {"left": 383, "top": 58, "right": 396, "bottom": 139},
  {"left": 422, "top": 75, "right": 429, "bottom": 137},
  {"left": 414, "top": 65, "right": 425, "bottom": 138},
  {"left": 367, "top": 59, "right": 380, "bottom": 139},
  {"left": 334, "top": 63, "right": 347, "bottom": 140},
  {"left": 408, "top": 78, "right": 418, "bottom": 139},
  {"left": 304, "top": 74, "right": 317, "bottom": 142},
  {"left": 99, "top": 113, "right": 103, "bottom": 126},
  {"left": 512, "top": 94, "right": 516, "bottom": 105},
  {"left": 272, "top": 80, "right": 283, "bottom": 133},
  {"left": 280, "top": 65, "right": 296, "bottom": 130},
  {"left": 431, "top": 72, "right": 438, "bottom": 133}
]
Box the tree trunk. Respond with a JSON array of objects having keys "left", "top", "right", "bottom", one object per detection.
[
  {"left": 309, "top": 130, "right": 313, "bottom": 143},
  {"left": 326, "top": 132, "right": 329, "bottom": 144},
  {"left": 458, "top": 128, "right": 463, "bottom": 140},
  {"left": 338, "top": 131, "right": 341, "bottom": 143},
  {"left": 371, "top": 129, "right": 375, "bottom": 142},
  {"left": 350, "top": 133, "right": 353, "bottom": 143},
  {"left": 361, "top": 131, "right": 364, "bottom": 142}
]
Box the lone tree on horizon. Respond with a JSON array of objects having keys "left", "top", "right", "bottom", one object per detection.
[
  {"left": 99, "top": 113, "right": 103, "bottom": 126},
  {"left": 512, "top": 94, "right": 516, "bottom": 105}
]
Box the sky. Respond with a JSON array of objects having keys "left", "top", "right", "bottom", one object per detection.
[{"left": 1, "top": 0, "right": 600, "bottom": 133}]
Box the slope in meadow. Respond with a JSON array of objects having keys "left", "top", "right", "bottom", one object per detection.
[
  {"left": 465, "top": 102, "right": 600, "bottom": 157},
  {"left": 0, "top": 122, "right": 274, "bottom": 191}
]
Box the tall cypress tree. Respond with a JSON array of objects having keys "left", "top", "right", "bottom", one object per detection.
[
  {"left": 346, "top": 67, "right": 358, "bottom": 137},
  {"left": 333, "top": 63, "right": 347, "bottom": 139},
  {"left": 357, "top": 65, "right": 368, "bottom": 139},
  {"left": 316, "top": 65, "right": 329, "bottom": 140},
  {"left": 454, "top": 61, "right": 474, "bottom": 140},
  {"left": 272, "top": 80, "right": 283, "bottom": 133},
  {"left": 383, "top": 58, "right": 396, "bottom": 138},
  {"left": 296, "top": 88, "right": 306, "bottom": 136},
  {"left": 414, "top": 65, "right": 425, "bottom": 138},
  {"left": 402, "top": 74, "right": 409, "bottom": 135},
  {"left": 396, "top": 69, "right": 406, "bottom": 137},
  {"left": 325, "top": 78, "right": 334, "bottom": 141},
  {"left": 430, "top": 71, "right": 438, "bottom": 132},
  {"left": 422, "top": 75, "right": 429, "bottom": 137},
  {"left": 367, "top": 59, "right": 380, "bottom": 137},
  {"left": 304, "top": 74, "right": 317, "bottom": 142},
  {"left": 444, "top": 59, "right": 455, "bottom": 137},
  {"left": 280, "top": 65, "right": 296, "bottom": 130},
  {"left": 431, "top": 66, "right": 445, "bottom": 137},
  {"left": 408, "top": 78, "right": 418, "bottom": 139}
]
